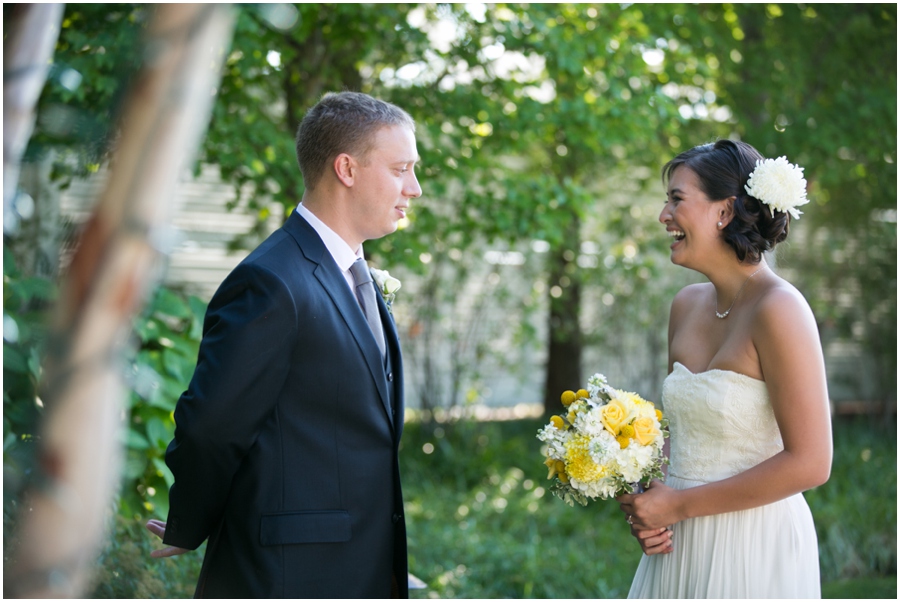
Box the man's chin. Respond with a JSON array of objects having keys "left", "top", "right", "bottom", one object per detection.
[{"left": 369, "top": 224, "right": 399, "bottom": 241}]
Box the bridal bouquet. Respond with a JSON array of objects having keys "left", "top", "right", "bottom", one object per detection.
[{"left": 537, "top": 373, "right": 668, "bottom": 506}]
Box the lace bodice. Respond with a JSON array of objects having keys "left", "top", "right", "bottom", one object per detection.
[{"left": 663, "top": 362, "right": 783, "bottom": 483}]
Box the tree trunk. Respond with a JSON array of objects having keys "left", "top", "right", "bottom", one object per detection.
[
  {"left": 4, "top": 5, "right": 235, "bottom": 597},
  {"left": 543, "top": 212, "right": 583, "bottom": 415}
]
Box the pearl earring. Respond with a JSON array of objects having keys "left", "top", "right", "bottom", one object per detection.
[{"left": 717, "top": 221, "right": 723, "bottom": 228}]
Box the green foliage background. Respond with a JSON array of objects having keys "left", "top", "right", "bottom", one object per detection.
[
  {"left": 3, "top": 2, "right": 896, "bottom": 597},
  {"left": 80, "top": 417, "right": 896, "bottom": 598}
]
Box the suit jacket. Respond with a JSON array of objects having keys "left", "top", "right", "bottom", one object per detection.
[{"left": 163, "top": 210, "right": 407, "bottom": 598}]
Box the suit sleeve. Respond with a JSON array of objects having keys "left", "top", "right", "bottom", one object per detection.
[{"left": 162, "top": 262, "right": 297, "bottom": 549}]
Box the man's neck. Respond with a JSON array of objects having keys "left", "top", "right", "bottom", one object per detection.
[{"left": 299, "top": 196, "right": 362, "bottom": 253}]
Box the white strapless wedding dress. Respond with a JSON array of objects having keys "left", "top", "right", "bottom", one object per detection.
[{"left": 627, "top": 362, "right": 821, "bottom": 599}]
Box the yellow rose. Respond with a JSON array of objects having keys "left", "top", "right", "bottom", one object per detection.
[
  {"left": 600, "top": 398, "right": 631, "bottom": 436},
  {"left": 633, "top": 416, "right": 661, "bottom": 446}
]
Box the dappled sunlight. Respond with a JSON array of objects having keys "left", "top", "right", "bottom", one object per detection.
[{"left": 4, "top": 2, "right": 893, "bottom": 598}]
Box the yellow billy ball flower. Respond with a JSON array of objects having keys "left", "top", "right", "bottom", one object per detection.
[
  {"left": 550, "top": 415, "right": 565, "bottom": 430},
  {"left": 561, "top": 390, "right": 577, "bottom": 407},
  {"left": 576, "top": 389, "right": 589, "bottom": 399},
  {"left": 616, "top": 435, "right": 630, "bottom": 449},
  {"left": 619, "top": 424, "right": 635, "bottom": 438}
]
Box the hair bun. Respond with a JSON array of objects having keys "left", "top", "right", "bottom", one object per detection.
[{"left": 663, "top": 139, "right": 793, "bottom": 263}]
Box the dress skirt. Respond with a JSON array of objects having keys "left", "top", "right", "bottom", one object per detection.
[{"left": 627, "top": 475, "right": 821, "bottom": 599}]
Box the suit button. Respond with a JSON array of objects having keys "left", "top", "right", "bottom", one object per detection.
[
  {"left": 387, "top": 372, "right": 393, "bottom": 382},
  {"left": 392, "top": 513, "right": 402, "bottom": 524}
]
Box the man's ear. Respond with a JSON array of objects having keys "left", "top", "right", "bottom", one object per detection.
[{"left": 333, "top": 153, "right": 356, "bottom": 187}]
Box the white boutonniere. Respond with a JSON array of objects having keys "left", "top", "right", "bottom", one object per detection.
[{"left": 370, "top": 268, "right": 401, "bottom": 312}]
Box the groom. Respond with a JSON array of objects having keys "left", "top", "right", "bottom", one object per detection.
[{"left": 146, "top": 91, "right": 421, "bottom": 598}]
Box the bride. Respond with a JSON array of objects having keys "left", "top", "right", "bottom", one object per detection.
[{"left": 617, "top": 139, "right": 832, "bottom": 598}]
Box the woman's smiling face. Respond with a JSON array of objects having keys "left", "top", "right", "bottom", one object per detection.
[{"left": 659, "top": 165, "right": 727, "bottom": 269}]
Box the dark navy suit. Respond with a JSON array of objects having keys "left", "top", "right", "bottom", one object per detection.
[{"left": 162, "top": 210, "right": 406, "bottom": 598}]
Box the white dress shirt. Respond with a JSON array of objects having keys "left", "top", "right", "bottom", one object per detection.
[{"left": 296, "top": 203, "right": 363, "bottom": 293}]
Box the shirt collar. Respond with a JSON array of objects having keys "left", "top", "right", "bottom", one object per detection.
[{"left": 296, "top": 203, "right": 363, "bottom": 271}]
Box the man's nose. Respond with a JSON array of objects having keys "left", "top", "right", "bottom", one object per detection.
[{"left": 405, "top": 173, "right": 422, "bottom": 198}]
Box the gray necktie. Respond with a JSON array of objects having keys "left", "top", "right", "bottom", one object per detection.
[{"left": 349, "top": 259, "right": 386, "bottom": 358}]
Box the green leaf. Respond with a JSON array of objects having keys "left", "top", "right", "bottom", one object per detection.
[
  {"left": 3, "top": 344, "right": 28, "bottom": 373},
  {"left": 26, "top": 347, "right": 42, "bottom": 379},
  {"left": 146, "top": 416, "right": 172, "bottom": 448},
  {"left": 7, "top": 276, "right": 57, "bottom": 306},
  {"left": 188, "top": 296, "right": 207, "bottom": 339},
  {"left": 151, "top": 288, "right": 190, "bottom": 319},
  {"left": 148, "top": 485, "right": 170, "bottom": 519},
  {"left": 126, "top": 428, "right": 150, "bottom": 450},
  {"left": 133, "top": 315, "right": 160, "bottom": 342},
  {"left": 162, "top": 349, "right": 188, "bottom": 382},
  {"left": 122, "top": 449, "right": 147, "bottom": 480},
  {"left": 152, "top": 457, "right": 175, "bottom": 488}
]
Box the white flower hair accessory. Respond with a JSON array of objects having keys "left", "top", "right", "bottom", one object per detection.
[{"left": 744, "top": 156, "right": 809, "bottom": 219}]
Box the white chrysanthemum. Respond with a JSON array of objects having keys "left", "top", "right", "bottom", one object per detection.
[
  {"left": 634, "top": 402, "right": 658, "bottom": 421},
  {"left": 744, "top": 156, "right": 809, "bottom": 219},
  {"left": 608, "top": 389, "right": 640, "bottom": 420}
]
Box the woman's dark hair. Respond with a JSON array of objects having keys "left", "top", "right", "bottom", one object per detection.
[{"left": 662, "top": 139, "right": 790, "bottom": 263}]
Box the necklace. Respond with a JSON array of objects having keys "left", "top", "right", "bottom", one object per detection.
[{"left": 715, "top": 265, "right": 766, "bottom": 319}]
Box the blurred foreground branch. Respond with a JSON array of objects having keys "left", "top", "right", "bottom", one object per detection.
[
  {"left": 4, "top": 4, "right": 235, "bottom": 597},
  {"left": 3, "top": 3, "right": 64, "bottom": 232}
]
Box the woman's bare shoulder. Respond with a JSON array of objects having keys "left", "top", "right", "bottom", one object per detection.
[
  {"left": 671, "top": 282, "right": 711, "bottom": 314},
  {"left": 751, "top": 277, "right": 820, "bottom": 354},
  {"left": 755, "top": 278, "right": 815, "bottom": 324}
]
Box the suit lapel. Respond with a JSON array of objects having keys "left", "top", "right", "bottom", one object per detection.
[
  {"left": 376, "top": 293, "right": 400, "bottom": 363},
  {"left": 376, "top": 293, "right": 404, "bottom": 436},
  {"left": 284, "top": 212, "right": 393, "bottom": 430}
]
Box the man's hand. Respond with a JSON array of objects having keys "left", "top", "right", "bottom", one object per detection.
[{"left": 146, "top": 519, "right": 190, "bottom": 558}]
